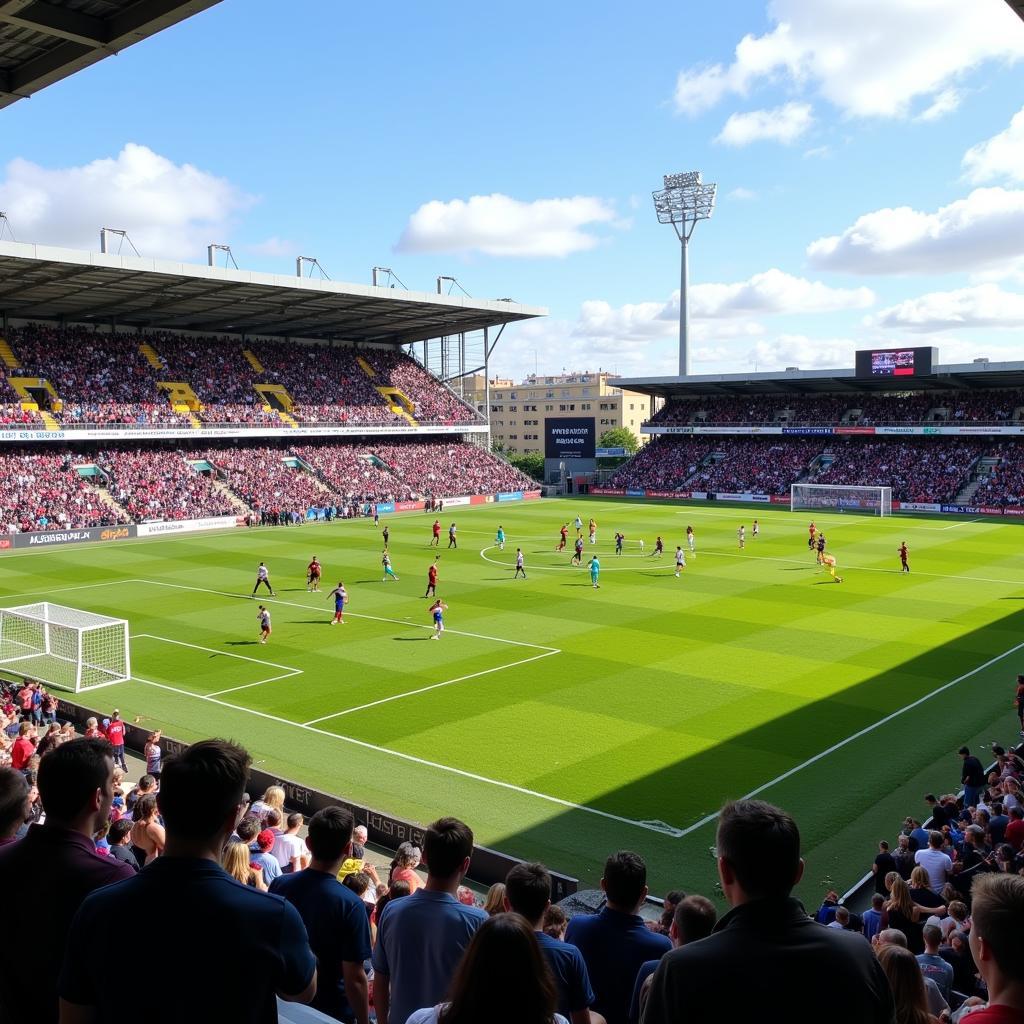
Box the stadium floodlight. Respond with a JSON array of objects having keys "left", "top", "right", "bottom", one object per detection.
[
  {"left": 652, "top": 170, "right": 717, "bottom": 378},
  {"left": 208, "top": 243, "right": 238, "bottom": 269}
]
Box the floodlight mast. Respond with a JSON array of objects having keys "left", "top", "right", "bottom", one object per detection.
[{"left": 652, "top": 170, "right": 716, "bottom": 377}]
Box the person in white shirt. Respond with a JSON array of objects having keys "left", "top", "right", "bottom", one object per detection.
[
  {"left": 914, "top": 831, "right": 953, "bottom": 894},
  {"left": 273, "top": 813, "right": 310, "bottom": 873}
]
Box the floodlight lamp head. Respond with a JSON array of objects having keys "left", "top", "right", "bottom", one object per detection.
[{"left": 664, "top": 170, "right": 701, "bottom": 188}]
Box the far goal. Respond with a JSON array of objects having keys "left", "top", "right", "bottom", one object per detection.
[
  {"left": 790, "top": 483, "right": 892, "bottom": 517},
  {"left": 0, "top": 603, "right": 130, "bottom": 692}
]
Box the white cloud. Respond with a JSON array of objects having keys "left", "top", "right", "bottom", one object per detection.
[
  {"left": 963, "top": 105, "right": 1024, "bottom": 185},
  {"left": 690, "top": 268, "right": 874, "bottom": 317},
  {"left": 806, "top": 187, "right": 1024, "bottom": 274},
  {"left": 396, "top": 193, "right": 619, "bottom": 258},
  {"left": 246, "top": 236, "right": 300, "bottom": 257},
  {"left": 746, "top": 336, "right": 858, "bottom": 370},
  {"left": 916, "top": 88, "right": 962, "bottom": 123},
  {"left": 716, "top": 103, "right": 813, "bottom": 146},
  {"left": 868, "top": 283, "right": 1024, "bottom": 332},
  {"left": 0, "top": 143, "right": 254, "bottom": 260},
  {"left": 728, "top": 187, "right": 759, "bottom": 201},
  {"left": 803, "top": 145, "right": 832, "bottom": 159},
  {"left": 673, "top": 0, "right": 1024, "bottom": 120}
]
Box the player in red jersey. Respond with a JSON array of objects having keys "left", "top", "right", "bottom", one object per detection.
[
  {"left": 898, "top": 542, "right": 910, "bottom": 573},
  {"left": 557, "top": 523, "right": 568, "bottom": 552},
  {"left": 306, "top": 556, "right": 322, "bottom": 593},
  {"left": 430, "top": 519, "right": 441, "bottom": 547},
  {"left": 425, "top": 558, "right": 439, "bottom": 598}
]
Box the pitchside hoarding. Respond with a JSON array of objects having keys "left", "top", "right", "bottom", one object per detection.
[{"left": 545, "top": 417, "right": 596, "bottom": 460}]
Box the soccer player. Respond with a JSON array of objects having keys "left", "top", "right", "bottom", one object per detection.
[
  {"left": 816, "top": 532, "right": 827, "bottom": 565},
  {"left": 448, "top": 523, "right": 457, "bottom": 549},
  {"left": 588, "top": 555, "right": 600, "bottom": 589},
  {"left": 327, "top": 582, "right": 347, "bottom": 625},
  {"left": 382, "top": 524, "right": 390, "bottom": 549},
  {"left": 574, "top": 514, "right": 583, "bottom": 536},
  {"left": 572, "top": 536, "right": 584, "bottom": 566},
  {"left": 495, "top": 525, "right": 506, "bottom": 551},
  {"left": 430, "top": 519, "right": 441, "bottom": 547},
  {"left": 752, "top": 518, "right": 759, "bottom": 539},
  {"left": 822, "top": 552, "right": 842, "bottom": 583},
  {"left": 674, "top": 545, "right": 686, "bottom": 578},
  {"left": 557, "top": 524, "right": 569, "bottom": 552},
  {"left": 252, "top": 562, "right": 275, "bottom": 598},
  {"left": 257, "top": 605, "right": 272, "bottom": 644},
  {"left": 428, "top": 598, "right": 447, "bottom": 639},
  {"left": 615, "top": 531, "right": 624, "bottom": 556},
  {"left": 372, "top": 503, "right": 379, "bottom": 527},
  {"left": 738, "top": 525, "right": 745, "bottom": 549},
  {"left": 514, "top": 548, "right": 527, "bottom": 579},
  {"left": 686, "top": 524, "right": 696, "bottom": 557},
  {"left": 306, "top": 556, "right": 322, "bottom": 593},
  {"left": 382, "top": 551, "right": 400, "bottom": 582},
  {"left": 899, "top": 542, "right": 910, "bottom": 573},
  {"left": 425, "top": 558, "right": 438, "bottom": 598},
  {"left": 652, "top": 536, "right": 664, "bottom": 558},
  {"left": 589, "top": 518, "right": 597, "bottom": 545}
]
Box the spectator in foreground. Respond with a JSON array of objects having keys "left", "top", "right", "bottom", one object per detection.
[
  {"left": 643, "top": 800, "right": 894, "bottom": 1024},
  {"left": 58, "top": 739, "right": 316, "bottom": 1023},
  {"left": 405, "top": 913, "right": 569, "bottom": 1024},
  {"left": 372, "top": 817, "right": 487, "bottom": 1024},
  {"left": 503, "top": 861, "right": 598, "bottom": 1024},
  {"left": 270, "top": 806, "right": 371, "bottom": 1024},
  {"left": 564, "top": 851, "right": 671, "bottom": 1024},
  {"left": 0, "top": 739, "right": 134, "bottom": 1024},
  {"left": 0, "top": 765, "right": 29, "bottom": 847},
  {"left": 876, "top": 944, "right": 940, "bottom": 1024},
  {"left": 965, "top": 873, "right": 1024, "bottom": 1023}
]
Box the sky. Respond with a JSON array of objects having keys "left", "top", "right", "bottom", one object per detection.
[{"left": 2, "top": 0, "right": 1024, "bottom": 381}]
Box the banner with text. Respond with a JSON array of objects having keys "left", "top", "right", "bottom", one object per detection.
[{"left": 545, "top": 417, "right": 596, "bottom": 459}]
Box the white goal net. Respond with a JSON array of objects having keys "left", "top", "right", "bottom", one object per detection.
[
  {"left": 0, "top": 603, "right": 130, "bottom": 692},
  {"left": 791, "top": 483, "right": 892, "bottom": 516}
]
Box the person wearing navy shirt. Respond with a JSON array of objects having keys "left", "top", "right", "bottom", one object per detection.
[
  {"left": 503, "top": 861, "right": 596, "bottom": 1024},
  {"left": 960, "top": 746, "right": 986, "bottom": 808},
  {"left": 270, "top": 806, "right": 371, "bottom": 1024},
  {"left": 643, "top": 800, "right": 894, "bottom": 1024},
  {"left": 564, "top": 851, "right": 671, "bottom": 1024},
  {"left": 0, "top": 739, "right": 134, "bottom": 1024},
  {"left": 59, "top": 739, "right": 316, "bottom": 1024}
]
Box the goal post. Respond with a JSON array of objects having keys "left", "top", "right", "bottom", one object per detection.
[
  {"left": 0, "top": 603, "right": 130, "bottom": 692},
  {"left": 790, "top": 483, "right": 892, "bottom": 516}
]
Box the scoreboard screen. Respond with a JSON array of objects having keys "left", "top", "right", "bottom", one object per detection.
[{"left": 855, "top": 347, "right": 935, "bottom": 378}]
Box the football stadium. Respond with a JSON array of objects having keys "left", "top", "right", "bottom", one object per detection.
[{"left": 2, "top": 3, "right": 1024, "bottom": 1023}]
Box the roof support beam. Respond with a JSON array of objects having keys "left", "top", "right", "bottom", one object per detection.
[{"left": 0, "top": 2, "right": 108, "bottom": 47}]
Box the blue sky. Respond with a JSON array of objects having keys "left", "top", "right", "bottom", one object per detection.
[{"left": 3, "top": 0, "right": 1024, "bottom": 379}]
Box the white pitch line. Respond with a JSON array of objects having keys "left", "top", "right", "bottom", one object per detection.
[
  {"left": 303, "top": 648, "right": 561, "bottom": 725},
  {"left": 674, "top": 637, "right": 1024, "bottom": 839},
  {"left": 131, "top": 633, "right": 303, "bottom": 674},
  {"left": 938, "top": 518, "right": 985, "bottom": 531},
  {"left": 128, "top": 672, "right": 679, "bottom": 837},
  {"left": 209, "top": 671, "right": 304, "bottom": 697},
  {"left": 0, "top": 578, "right": 133, "bottom": 603},
  {"left": 131, "top": 578, "right": 560, "bottom": 653}
]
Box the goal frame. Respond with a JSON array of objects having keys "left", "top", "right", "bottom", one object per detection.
[
  {"left": 790, "top": 483, "right": 893, "bottom": 517},
  {"left": 0, "top": 603, "right": 131, "bottom": 692}
]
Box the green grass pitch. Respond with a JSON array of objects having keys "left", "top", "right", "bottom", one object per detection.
[{"left": 2, "top": 498, "right": 1022, "bottom": 902}]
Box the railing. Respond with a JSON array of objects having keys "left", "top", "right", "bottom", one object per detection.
[{"left": 644, "top": 418, "right": 1021, "bottom": 430}]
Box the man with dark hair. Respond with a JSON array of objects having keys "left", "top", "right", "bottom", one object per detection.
[
  {"left": 270, "top": 807, "right": 371, "bottom": 1024},
  {"left": 967, "top": 873, "right": 1024, "bottom": 1021},
  {"left": 504, "top": 861, "right": 597, "bottom": 1024},
  {"left": 960, "top": 746, "right": 986, "bottom": 808},
  {"left": 0, "top": 765, "right": 29, "bottom": 847},
  {"left": 917, "top": 923, "right": 954, "bottom": 1003},
  {"left": 564, "top": 851, "right": 671, "bottom": 1024},
  {"left": 59, "top": 739, "right": 316, "bottom": 1023},
  {"left": 106, "top": 818, "right": 139, "bottom": 872},
  {"left": 644, "top": 800, "right": 893, "bottom": 1024},
  {"left": 0, "top": 739, "right": 133, "bottom": 1024},
  {"left": 372, "top": 817, "right": 486, "bottom": 1024}
]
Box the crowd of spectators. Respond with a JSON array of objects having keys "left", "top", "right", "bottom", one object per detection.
[
  {"left": 215, "top": 445, "right": 337, "bottom": 517},
  {"left": 371, "top": 440, "right": 533, "bottom": 497},
  {"left": 688, "top": 439, "right": 822, "bottom": 496},
  {"left": 607, "top": 439, "right": 718, "bottom": 492},
  {"left": 975, "top": 441, "right": 1024, "bottom": 508},
  {"left": 0, "top": 400, "right": 44, "bottom": 425},
  {"left": 367, "top": 350, "right": 479, "bottom": 425},
  {"left": 291, "top": 444, "right": 410, "bottom": 504}
]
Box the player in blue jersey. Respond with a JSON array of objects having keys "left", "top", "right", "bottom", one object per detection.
[
  {"left": 589, "top": 555, "right": 600, "bottom": 589},
  {"left": 428, "top": 599, "right": 448, "bottom": 639},
  {"left": 328, "top": 582, "right": 348, "bottom": 625},
  {"left": 257, "top": 605, "right": 272, "bottom": 644}
]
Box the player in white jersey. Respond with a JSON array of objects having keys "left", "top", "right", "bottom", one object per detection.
[
  {"left": 674, "top": 546, "right": 686, "bottom": 577},
  {"left": 257, "top": 605, "right": 272, "bottom": 644},
  {"left": 686, "top": 525, "right": 696, "bottom": 557},
  {"left": 252, "top": 562, "right": 275, "bottom": 598},
  {"left": 514, "top": 548, "right": 527, "bottom": 579},
  {"left": 738, "top": 525, "right": 745, "bottom": 549},
  {"left": 752, "top": 519, "right": 759, "bottom": 539}
]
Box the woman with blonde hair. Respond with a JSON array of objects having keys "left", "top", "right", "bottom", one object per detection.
[
  {"left": 250, "top": 785, "right": 285, "bottom": 825},
  {"left": 876, "top": 944, "right": 939, "bottom": 1024},
  {"left": 83, "top": 717, "right": 101, "bottom": 739},
  {"left": 222, "top": 840, "right": 267, "bottom": 890},
  {"left": 885, "top": 876, "right": 944, "bottom": 953},
  {"left": 483, "top": 882, "right": 506, "bottom": 917}
]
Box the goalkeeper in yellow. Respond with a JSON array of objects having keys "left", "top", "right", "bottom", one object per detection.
[{"left": 821, "top": 552, "right": 842, "bottom": 583}]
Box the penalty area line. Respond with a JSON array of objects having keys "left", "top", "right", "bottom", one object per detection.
[
  {"left": 674, "top": 637, "right": 1024, "bottom": 839},
  {"left": 127, "top": 672, "right": 681, "bottom": 838}
]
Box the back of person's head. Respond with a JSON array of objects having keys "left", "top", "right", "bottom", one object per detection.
[
  {"left": 970, "top": 873, "right": 1024, "bottom": 984},
  {"left": 0, "top": 766, "right": 29, "bottom": 835},
  {"left": 108, "top": 818, "right": 133, "bottom": 845},
  {"left": 877, "top": 944, "right": 932, "bottom": 1024},
  {"left": 158, "top": 739, "right": 250, "bottom": 841},
  {"left": 342, "top": 871, "right": 370, "bottom": 897},
  {"left": 603, "top": 850, "right": 647, "bottom": 910},
  {"left": 672, "top": 895, "right": 717, "bottom": 944},
  {"left": 835, "top": 906, "right": 850, "bottom": 925},
  {"left": 922, "top": 924, "right": 942, "bottom": 949},
  {"left": 871, "top": 893, "right": 885, "bottom": 910},
  {"left": 910, "top": 866, "right": 930, "bottom": 889},
  {"left": 286, "top": 812, "right": 303, "bottom": 830},
  {"left": 264, "top": 807, "right": 282, "bottom": 829},
  {"left": 959, "top": 746, "right": 970, "bottom": 756},
  {"left": 138, "top": 774, "right": 155, "bottom": 791},
  {"left": 484, "top": 882, "right": 506, "bottom": 916},
  {"left": 236, "top": 815, "right": 260, "bottom": 843},
  {"left": 541, "top": 904, "right": 568, "bottom": 939},
  {"left": 439, "top": 913, "right": 556, "bottom": 1024},
  {"left": 928, "top": 830, "right": 943, "bottom": 849},
  {"left": 1011, "top": 806, "right": 1024, "bottom": 821},
  {"left": 948, "top": 900, "right": 968, "bottom": 923},
  {"left": 37, "top": 737, "right": 112, "bottom": 824},
  {"left": 877, "top": 928, "right": 908, "bottom": 948},
  {"left": 422, "top": 816, "right": 473, "bottom": 880},
  {"left": 716, "top": 800, "right": 801, "bottom": 900},
  {"left": 505, "top": 861, "right": 551, "bottom": 922},
  {"left": 133, "top": 793, "right": 158, "bottom": 823},
  {"left": 306, "top": 806, "right": 353, "bottom": 862}
]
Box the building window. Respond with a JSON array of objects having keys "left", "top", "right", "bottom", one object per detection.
[{"left": 545, "top": 405, "right": 553, "bottom": 411}]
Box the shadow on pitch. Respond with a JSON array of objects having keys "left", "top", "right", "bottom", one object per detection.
[
  {"left": 393, "top": 636, "right": 430, "bottom": 641},
  {"left": 225, "top": 640, "right": 259, "bottom": 646}
]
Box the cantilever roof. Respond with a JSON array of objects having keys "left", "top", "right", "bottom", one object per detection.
[
  {"left": 618, "top": 360, "right": 1024, "bottom": 398},
  {"left": 0, "top": 242, "right": 546, "bottom": 343},
  {"left": 0, "top": 0, "right": 223, "bottom": 111},
  {"left": 1007, "top": 0, "right": 1024, "bottom": 23}
]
